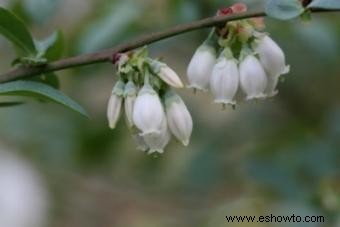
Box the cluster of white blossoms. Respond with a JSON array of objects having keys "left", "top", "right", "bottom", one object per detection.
[
  {"left": 107, "top": 48, "right": 193, "bottom": 154},
  {"left": 107, "top": 3, "right": 291, "bottom": 154},
  {"left": 187, "top": 3, "right": 290, "bottom": 107}
]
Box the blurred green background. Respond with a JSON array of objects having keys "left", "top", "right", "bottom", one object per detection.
[{"left": 0, "top": 0, "right": 339, "bottom": 226}]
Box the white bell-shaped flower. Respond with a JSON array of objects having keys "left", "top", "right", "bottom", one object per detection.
[
  {"left": 107, "top": 80, "right": 124, "bottom": 129},
  {"left": 256, "top": 35, "right": 290, "bottom": 77},
  {"left": 164, "top": 90, "right": 193, "bottom": 146},
  {"left": 143, "top": 117, "right": 171, "bottom": 154},
  {"left": 187, "top": 44, "right": 216, "bottom": 91},
  {"left": 210, "top": 56, "right": 239, "bottom": 106},
  {"left": 132, "top": 84, "right": 164, "bottom": 135},
  {"left": 256, "top": 34, "right": 290, "bottom": 97},
  {"left": 239, "top": 55, "right": 268, "bottom": 100},
  {"left": 124, "top": 81, "right": 137, "bottom": 128},
  {"left": 149, "top": 59, "right": 183, "bottom": 88}
]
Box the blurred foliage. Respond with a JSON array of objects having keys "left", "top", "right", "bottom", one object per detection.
[{"left": 0, "top": 0, "right": 340, "bottom": 226}]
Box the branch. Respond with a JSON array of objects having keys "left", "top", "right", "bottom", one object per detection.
[{"left": 0, "top": 8, "right": 338, "bottom": 83}]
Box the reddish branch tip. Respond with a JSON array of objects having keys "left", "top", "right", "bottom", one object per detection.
[
  {"left": 231, "top": 3, "right": 248, "bottom": 14},
  {"left": 216, "top": 3, "right": 249, "bottom": 37},
  {"left": 112, "top": 53, "right": 122, "bottom": 64},
  {"left": 217, "top": 7, "right": 233, "bottom": 16},
  {"left": 217, "top": 3, "right": 248, "bottom": 16}
]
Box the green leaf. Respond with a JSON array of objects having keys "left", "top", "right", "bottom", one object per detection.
[
  {"left": 0, "top": 7, "right": 36, "bottom": 55},
  {"left": 0, "top": 102, "right": 24, "bottom": 107},
  {"left": 28, "top": 72, "right": 60, "bottom": 89},
  {"left": 35, "top": 30, "right": 64, "bottom": 61},
  {"left": 266, "top": 0, "right": 305, "bottom": 20},
  {"left": 308, "top": 0, "right": 340, "bottom": 9},
  {"left": 41, "top": 73, "right": 60, "bottom": 89},
  {"left": 0, "top": 81, "right": 89, "bottom": 118}
]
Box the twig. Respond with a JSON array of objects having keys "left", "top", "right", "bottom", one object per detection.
[{"left": 0, "top": 8, "right": 338, "bottom": 83}]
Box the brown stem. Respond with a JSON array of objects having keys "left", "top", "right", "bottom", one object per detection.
[{"left": 0, "top": 8, "right": 338, "bottom": 83}]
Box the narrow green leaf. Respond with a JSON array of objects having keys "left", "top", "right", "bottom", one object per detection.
[
  {"left": 35, "top": 30, "right": 64, "bottom": 61},
  {"left": 308, "top": 0, "right": 340, "bottom": 9},
  {"left": 0, "top": 7, "right": 36, "bottom": 54},
  {"left": 266, "top": 0, "right": 305, "bottom": 20},
  {"left": 0, "top": 102, "right": 24, "bottom": 107},
  {"left": 0, "top": 81, "right": 89, "bottom": 118},
  {"left": 41, "top": 73, "right": 60, "bottom": 89},
  {"left": 28, "top": 72, "right": 60, "bottom": 89}
]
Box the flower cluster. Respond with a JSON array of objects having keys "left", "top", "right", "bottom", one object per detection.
[
  {"left": 187, "top": 3, "right": 290, "bottom": 107},
  {"left": 106, "top": 3, "right": 291, "bottom": 154},
  {"left": 107, "top": 48, "right": 193, "bottom": 154}
]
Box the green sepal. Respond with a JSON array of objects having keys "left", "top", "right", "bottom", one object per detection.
[
  {"left": 112, "top": 80, "right": 125, "bottom": 96},
  {"left": 124, "top": 80, "right": 137, "bottom": 97},
  {"left": 239, "top": 44, "right": 255, "bottom": 61},
  {"left": 163, "top": 89, "right": 182, "bottom": 108},
  {"left": 220, "top": 47, "right": 234, "bottom": 60}
]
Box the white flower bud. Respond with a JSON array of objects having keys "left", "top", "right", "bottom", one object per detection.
[
  {"left": 187, "top": 44, "right": 216, "bottom": 91},
  {"left": 164, "top": 91, "right": 193, "bottom": 146},
  {"left": 150, "top": 60, "right": 183, "bottom": 88},
  {"left": 210, "top": 57, "right": 239, "bottom": 105},
  {"left": 256, "top": 35, "right": 290, "bottom": 76},
  {"left": 143, "top": 117, "right": 171, "bottom": 154},
  {"left": 239, "top": 55, "right": 268, "bottom": 100},
  {"left": 124, "top": 81, "right": 137, "bottom": 128},
  {"left": 107, "top": 80, "right": 124, "bottom": 129},
  {"left": 132, "top": 84, "right": 164, "bottom": 135}
]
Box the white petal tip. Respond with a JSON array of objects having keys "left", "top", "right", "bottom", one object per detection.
[
  {"left": 187, "top": 85, "right": 208, "bottom": 92},
  {"left": 264, "top": 90, "right": 279, "bottom": 98},
  {"left": 139, "top": 131, "right": 161, "bottom": 137},
  {"left": 246, "top": 93, "right": 267, "bottom": 101},
  {"left": 159, "top": 67, "right": 184, "bottom": 88},
  {"left": 170, "top": 82, "right": 184, "bottom": 89},
  {"left": 213, "top": 99, "right": 237, "bottom": 106},
  {"left": 148, "top": 149, "right": 164, "bottom": 155},
  {"left": 283, "top": 65, "right": 290, "bottom": 74},
  {"left": 175, "top": 83, "right": 184, "bottom": 88},
  {"left": 182, "top": 140, "right": 190, "bottom": 146},
  {"left": 109, "top": 122, "right": 117, "bottom": 129}
]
